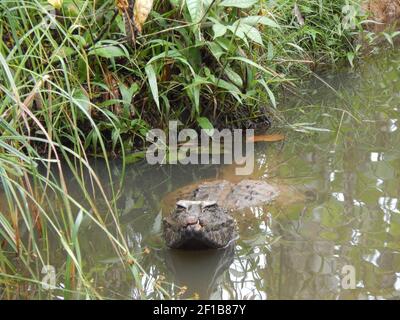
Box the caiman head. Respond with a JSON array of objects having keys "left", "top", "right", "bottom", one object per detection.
[{"left": 163, "top": 200, "right": 236, "bottom": 250}]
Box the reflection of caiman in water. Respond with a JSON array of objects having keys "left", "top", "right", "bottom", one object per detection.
[
  {"left": 164, "top": 244, "right": 235, "bottom": 298},
  {"left": 162, "top": 179, "right": 304, "bottom": 250}
]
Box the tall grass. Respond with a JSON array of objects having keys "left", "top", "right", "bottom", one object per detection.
[{"left": 0, "top": 0, "right": 364, "bottom": 299}]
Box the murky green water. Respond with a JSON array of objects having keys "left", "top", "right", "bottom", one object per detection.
[{"left": 4, "top": 50, "right": 400, "bottom": 300}]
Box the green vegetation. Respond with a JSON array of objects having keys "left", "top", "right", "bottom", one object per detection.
[
  {"left": 0, "top": 0, "right": 372, "bottom": 299},
  {"left": 0, "top": 0, "right": 366, "bottom": 153}
]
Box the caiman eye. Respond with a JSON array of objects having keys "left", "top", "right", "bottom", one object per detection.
[
  {"left": 202, "top": 203, "right": 218, "bottom": 210},
  {"left": 176, "top": 200, "right": 190, "bottom": 209}
]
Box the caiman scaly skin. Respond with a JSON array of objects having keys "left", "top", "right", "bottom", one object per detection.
[{"left": 162, "top": 180, "right": 280, "bottom": 250}]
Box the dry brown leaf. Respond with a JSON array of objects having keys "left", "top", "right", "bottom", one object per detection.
[
  {"left": 118, "top": 0, "right": 135, "bottom": 46},
  {"left": 293, "top": 3, "right": 305, "bottom": 26},
  {"left": 103, "top": 70, "right": 122, "bottom": 115},
  {"left": 247, "top": 134, "right": 285, "bottom": 143},
  {"left": 48, "top": 0, "right": 63, "bottom": 10},
  {"left": 134, "top": 0, "right": 154, "bottom": 33},
  {"left": 116, "top": 0, "right": 129, "bottom": 12}
]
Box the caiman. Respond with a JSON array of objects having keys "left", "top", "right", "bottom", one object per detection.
[{"left": 162, "top": 179, "right": 301, "bottom": 250}]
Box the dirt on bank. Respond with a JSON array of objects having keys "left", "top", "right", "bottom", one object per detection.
[{"left": 363, "top": 0, "right": 400, "bottom": 32}]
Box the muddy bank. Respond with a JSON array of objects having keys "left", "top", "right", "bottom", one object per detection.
[{"left": 363, "top": 0, "right": 400, "bottom": 32}]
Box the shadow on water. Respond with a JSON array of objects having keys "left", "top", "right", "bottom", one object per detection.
[{"left": 3, "top": 50, "right": 400, "bottom": 299}]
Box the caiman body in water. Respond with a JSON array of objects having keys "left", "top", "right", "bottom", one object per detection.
[{"left": 162, "top": 179, "right": 281, "bottom": 249}]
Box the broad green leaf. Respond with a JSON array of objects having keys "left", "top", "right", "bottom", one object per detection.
[
  {"left": 241, "top": 25, "right": 263, "bottom": 45},
  {"left": 145, "top": 64, "right": 160, "bottom": 111},
  {"left": 224, "top": 66, "right": 243, "bottom": 88},
  {"left": 258, "top": 78, "right": 276, "bottom": 108},
  {"left": 287, "top": 42, "right": 305, "bottom": 52},
  {"left": 228, "top": 56, "right": 274, "bottom": 76},
  {"left": 347, "top": 52, "right": 355, "bottom": 68},
  {"left": 383, "top": 32, "right": 394, "bottom": 46},
  {"left": 207, "top": 42, "right": 225, "bottom": 60},
  {"left": 208, "top": 74, "right": 242, "bottom": 103},
  {"left": 197, "top": 117, "right": 214, "bottom": 136},
  {"left": 169, "top": 0, "right": 181, "bottom": 7},
  {"left": 212, "top": 23, "right": 228, "bottom": 38},
  {"left": 58, "top": 46, "right": 75, "bottom": 58},
  {"left": 187, "top": 84, "right": 201, "bottom": 114},
  {"left": 231, "top": 21, "right": 264, "bottom": 45},
  {"left": 216, "top": 79, "right": 242, "bottom": 102},
  {"left": 147, "top": 49, "right": 183, "bottom": 64},
  {"left": 73, "top": 89, "right": 91, "bottom": 113},
  {"left": 184, "top": 76, "right": 211, "bottom": 113},
  {"left": 240, "top": 16, "right": 280, "bottom": 28},
  {"left": 147, "top": 49, "right": 196, "bottom": 76},
  {"left": 89, "top": 45, "right": 126, "bottom": 58},
  {"left": 119, "top": 82, "right": 139, "bottom": 112},
  {"left": 215, "top": 37, "right": 234, "bottom": 51},
  {"left": 227, "top": 25, "right": 249, "bottom": 47},
  {"left": 267, "top": 42, "right": 274, "bottom": 60},
  {"left": 219, "top": 0, "right": 257, "bottom": 9},
  {"left": 186, "top": 0, "right": 203, "bottom": 22},
  {"left": 71, "top": 34, "right": 87, "bottom": 46},
  {"left": 125, "top": 151, "right": 146, "bottom": 164}
]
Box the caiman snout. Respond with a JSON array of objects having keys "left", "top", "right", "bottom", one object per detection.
[
  {"left": 184, "top": 215, "right": 200, "bottom": 226},
  {"left": 163, "top": 200, "right": 236, "bottom": 250},
  {"left": 184, "top": 221, "right": 202, "bottom": 233},
  {"left": 183, "top": 216, "right": 203, "bottom": 238}
]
